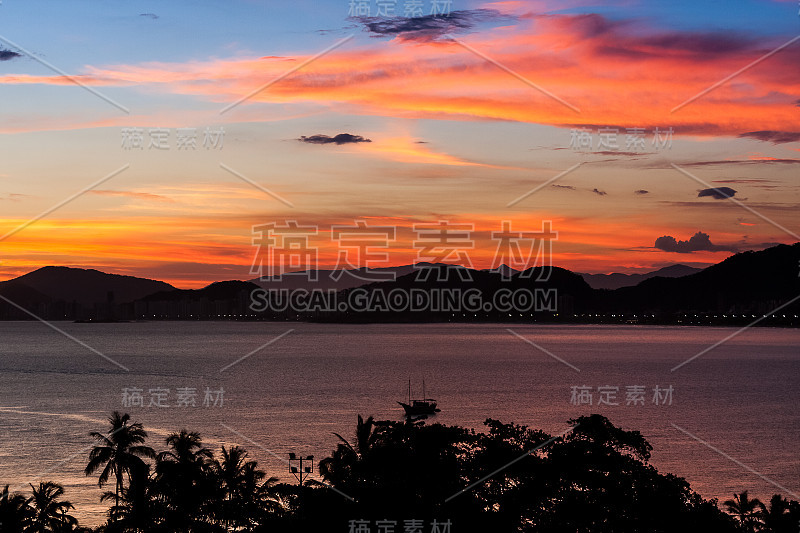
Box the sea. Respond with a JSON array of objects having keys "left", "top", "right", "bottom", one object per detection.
[{"left": 0, "top": 322, "right": 797, "bottom": 525}]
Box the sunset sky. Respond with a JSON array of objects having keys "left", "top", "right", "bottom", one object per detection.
[{"left": 0, "top": 0, "right": 798, "bottom": 287}]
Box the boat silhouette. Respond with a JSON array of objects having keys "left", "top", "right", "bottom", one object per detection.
[{"left": 398, "top": 379, "right": 440, "bottom": 418}]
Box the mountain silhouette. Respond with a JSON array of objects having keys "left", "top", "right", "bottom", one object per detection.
[
  {"left": 579, "top": 264, "right": 702, "bottom": 290},
  {"left": 135, "top": 280, "right": 260, "bottom": 319},
  {"left": 140, "top": 280, "right": 259, "bottom": 302},
  {"left": 608, "top": 242, "right": 800, "bottom": 314},
  {"left": 1, "top": 243, "right": 797, "bottom": 321},
  {"left": 249, "top": 263, "right": 431, "bottom": 291},
  {"left": 0, "top": 266, "right": 174, "bottom": 305},
  {"left": 322, "top": 264, "right": 595, "bottom": 322}
]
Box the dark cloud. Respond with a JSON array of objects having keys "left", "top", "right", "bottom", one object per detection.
[
  {"left": 583, "top": 22, "right": 756, "bottom": 62},
  {"left": 140, "top": 13, "right": 159, "bottom": 20},
  {"left": 298, "top": 133, "right": 372, "bottom": 145},
  {"left": 562, "top": 123, "right": 628, "bottom": 132},
  {"left": 355, "top": 9, "right": 514, "bottom": 42},
  {"left": 739, "top": 131, "right": 800, "bottom": 144},
  {"left": 654, "top": 232, "right": 738, "bottom": 253},
  {"left": 641, "top": 32, "right": 753, "bottom": 56},
  {"left": 0, "top": 49, "right": 22, "bottom": 61},
  {"left": 536, "top": 13, "right": 626, "bottom": 39},
  {"left": 591, "top": 188, "right": 607, "bottom": 196},
  {"left": 634, "top": 189, "right": 649, "bottom": 195},
  {"left": 685, "top": 158, "right": 800, "bottom": 166},
  {"left": 551, "top": 184, "right": 576, "bottom": 190},
  {"left": 698, "top": 187, "right": 736, "bottom": 200}
]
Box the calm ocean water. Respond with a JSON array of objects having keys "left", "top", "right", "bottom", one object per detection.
[{"left": 0, "top": 322, "right": 797, "bottom": 525}]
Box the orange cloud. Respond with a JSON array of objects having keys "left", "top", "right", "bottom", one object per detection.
[
  {"left": 0, "top": 14, "right": 797, "bottom": 136},
  {"left": 0, "top": 210, "right": 754, "bottom": 287}
]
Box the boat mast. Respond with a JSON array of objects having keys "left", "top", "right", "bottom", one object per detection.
[
  {"left": 408, "top": 378, "right": 411, "bottom": 403},
  {"left": 423, "top": 379, "right": 426, "bottom": 400}
]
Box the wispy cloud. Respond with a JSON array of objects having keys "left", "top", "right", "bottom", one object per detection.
[
  {"left": 88, "top": 190, "right": 174, "bottom": 202},
  {"left": 684, "top": 158, "right": 800, "bottom": 166},
  {"left": 738, "top": 130, "right": 800, "bottom": 144}
]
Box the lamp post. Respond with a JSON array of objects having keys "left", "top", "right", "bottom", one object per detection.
[
  {"left": 289, "top": 452, "right": 314, "bottom": 517},
  {"left": 288, "top": 453, "right": 314, "bottom": 485}
]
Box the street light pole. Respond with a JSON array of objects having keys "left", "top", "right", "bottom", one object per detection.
[
  {"left": 289, "top": 452, "right": 314, "bottom": 516},
  {"left": 289, "top": 452, "right": 314, "bottom": 485}
]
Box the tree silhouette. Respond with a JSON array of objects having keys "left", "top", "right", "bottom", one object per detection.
[
  {"left": 26, "top": 482, "right": 77, "bottom": 533},
  {"left": 155, "top": 430, "right": 216, "bottom": 532},
  {"left": 0, "top": 484, "right": 33, "bottom": 532},
  {"left": 101, "top": 460, "right": 164, "bottom": 533},
  {"left": 211, "top": 445, "right": 280, "bottom": 530},
  {"left": 85, "top": 412, "right": 155, "bottom": 510},
  {"left": 757, "top": 494, "right": 798, "bottom": 533},
  {"left": 5, "top": 410, "right": 793, "bottom": 532},
  {"left": 319, "top": 414, "right": 385, "bottom": 491},
  {"left": 725, "top": 491, "right": 764, "bottom": 532}
]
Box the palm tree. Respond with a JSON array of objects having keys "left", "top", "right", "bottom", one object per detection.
[
  {"left": 27, "top": 481, "right": 77, "bottom": 533},
  {"left": 155, "top": 430, "right": 215, "bottom": 531},
  {"left": 0, "top": 484, "right": 32, "bottom": 532},
  {"left": 85, "top": 412, "right": 155, "bottom": 509},
  {"left": 318, "top": 414, "right": 387, "bottom": 504},
  {"left": 758, "top": 494, "right": 793, "bottom": 533},
  {"left": 320, "top": 415, "right": 381, "bottom": 481},
  {"left": 158, "top": 430, "right": 213, "bottom": 467},
  {"left": 101, "top": 461, "right": 164, "bottom": 532},
  {"left": 724, "top": 490, "right": 764, "bottom": 532},
  {"left": 334, "top": 415, "right": 380, "bottom": 460},
  {"left": 211, "top": 445, "right": 280, "bottom": 529}
]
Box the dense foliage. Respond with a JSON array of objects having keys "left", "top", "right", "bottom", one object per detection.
[{"left": 1, "top": 412, "right": 797, "bottom": 532}]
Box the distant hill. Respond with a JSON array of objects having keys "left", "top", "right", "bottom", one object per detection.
[
  {"left": 0, "top": 281, "right": 52, "bottom": 308},
  {"left": 308, "top": 245, "right": 800, "bottom": 321},
  {"left": 253, "top": 263, "right": 703, "bottom": 291},
  {"left": 579, "top": 264, "right": 702, "bottom": 290},
  {"left": 249, "top": 264, "right": 430, "bottom": 291},
  {"left": 606, "top": 243, "right": 800, "bottom": 314},
  {"left": 481, "top": 264, "right": 521, "bottom": 278},
  {"left": 0, "top": 266, "right": 175, "bottom": 305},
  {"left": 135, "top": 280, "right": 260, "bottom": 320},
  {"left": 2, "top": 243, "right": 798, "bottom": 322},
  {"left": 320, "top": 264, "right": 595, "bottom": 322},
  {"left": 141, "top": 280, "right": 259, "bottom": 302}
]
